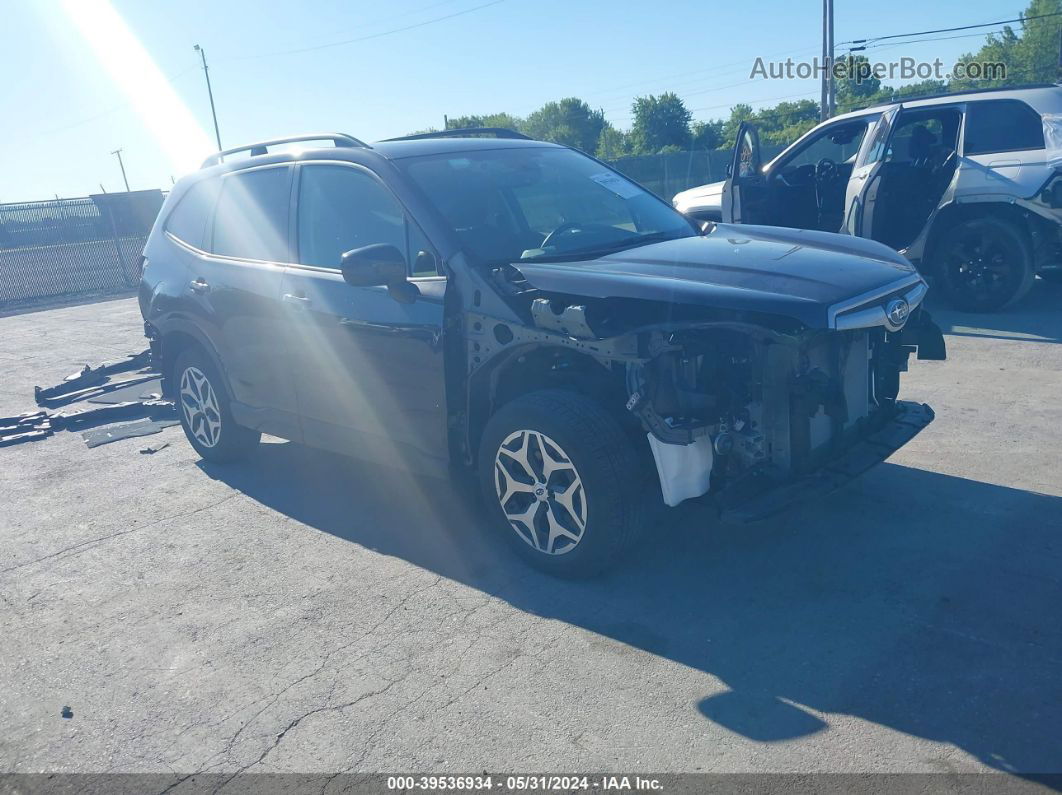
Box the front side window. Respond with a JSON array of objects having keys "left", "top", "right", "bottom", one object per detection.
[
  {"left": 165, "top": 178, "right": 219, "bottom": 249},
  {"left": 400, "top": 147, "right": 695, "bottom": 265},
  {"left": 964, "top": 99, "right": 1044, "bottom": 155},
  {"left": 210, "top": 167, "right": 291, "bottom": 262},
  {"left": 782, "top": 120, "right": 872, "bottom": 170},
  {"left": 297, "top": 165, "right": 410, "bottom": 270}
]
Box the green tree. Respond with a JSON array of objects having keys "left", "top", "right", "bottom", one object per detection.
[
  {"left": 835, "top": 54, "right": 886, "bottom": 113},
  {"left": 721, "top": 103, "right": 755, "bottom": 149},
  {"left": 951, "top": 0, "right": 1062, "bottom": 89},
  {"left": 691, "top": 120, "right": 724, "bottom": 150},
  {"left": 522, "top": 98, "right": 608, "bottom": 152},
  {"left": 630, "top": 93, "right": 693, "bottom": 153},
  {"left": 444, "top": 112, "right": 524, "bottom": 131},
  {"left": 595, "top": 126, "right": 632, "bottom": 159}
]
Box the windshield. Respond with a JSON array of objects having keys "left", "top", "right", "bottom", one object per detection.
[{"left": 399, "top": 147, "right": 697, "bottom": 265}]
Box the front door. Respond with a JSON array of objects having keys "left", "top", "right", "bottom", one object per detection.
[
  {"left": 843, "top": 105, "right": 900, "bottom": 240},
  {"left": 722, "top": 122, "right": 766, "bottom": 224},
  {"left": 280, "top": 162, "right": 449, "bottom": 473}
]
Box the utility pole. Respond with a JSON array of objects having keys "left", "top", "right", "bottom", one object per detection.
[
  {"left": 111, "top": 148, "right": 130, "bottom": 191},
  {"left": 194, "top": 44, "right": 223, "bottom": 151},
  {"left": 827, "top": 0, "right": 836, "bottom": 118},
  {"left": 821, "top": 0, "right": 836, "bottom": 120}
]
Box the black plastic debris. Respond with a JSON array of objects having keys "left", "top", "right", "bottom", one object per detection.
[
  {"left": 0, "top": 411, "right": 54, "bottom": 447},
  {"left": 86, "top": 379, "right": 163, "bottom": 405},
  {"left": 54, "top": 399, "right": 175, "bottom": 432},
  {"left": 139, "top": 441, "right": 170, "bottom": 455},
  {"left": 2, "top": 350, "right": 178, "bottom": 450},
  {"left": 35, "top": 350, "right": 152, "bottom": 407},
  {"left": 82, "top": 416, "right": 179, "bottom": 449}
]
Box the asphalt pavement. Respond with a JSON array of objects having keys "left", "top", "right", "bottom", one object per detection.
[{"left": 1, "top": 283, "right": 1060, "bottom": 780}]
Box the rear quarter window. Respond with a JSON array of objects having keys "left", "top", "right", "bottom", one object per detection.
[
  {"left": 164, "top": 179, "right": 219, "bottom": 249},
  {"left": 964, "top": 100, "right": 1044, "bottom": 155}
]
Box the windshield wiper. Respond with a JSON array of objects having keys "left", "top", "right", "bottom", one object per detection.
[{"left": 523, "top": 230, "right": 688, "bottom": 262}]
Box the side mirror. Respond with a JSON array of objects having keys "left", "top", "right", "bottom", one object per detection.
[{"left": 340, "top": 244, "right": 407, "bottom": 287}]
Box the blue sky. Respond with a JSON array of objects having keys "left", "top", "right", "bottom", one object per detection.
[{"left": 1, "top": 0, "right": 1023, "bottom": 201}]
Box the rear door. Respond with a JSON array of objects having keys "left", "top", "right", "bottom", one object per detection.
[
  {"left": 843, "top": 105, "right": 900, "bottom": 239},
  {"left": 195, "top": 164, "right": 300, "bottom": 438},
  {"left": 280, "top": 161, "right": 449, "bottom": 473},
  {"left": 721, "top": 122, "right": 767, "bottom": 223}
]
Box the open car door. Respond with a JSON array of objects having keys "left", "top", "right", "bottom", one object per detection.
[
  {"left": 843, "top": 105, "right": 900, "bottom": 239},
  {"left": 721, "top": 122, "right": 765, "bottom": 223}
]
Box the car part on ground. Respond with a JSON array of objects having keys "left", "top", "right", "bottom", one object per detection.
[
  {"left": 34, "top": 349, "right": 152, "bottom": 407},
  {"left": 1, "top": 350, "right": 176, "bottom": 449},
  {"left": 0, "top": 411, "right": 53, "bottom": 447},
  {"left": 81, "top": 415, "right": 179, "bottom": 448}
]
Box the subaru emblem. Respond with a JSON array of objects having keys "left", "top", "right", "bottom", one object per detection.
[{"left": 886, "top": 298, "right": 910, "bottom": 327}]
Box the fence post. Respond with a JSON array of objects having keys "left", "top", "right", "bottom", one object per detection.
[{"left": 102, "top": 200, "right": 131, "bottom": 287}]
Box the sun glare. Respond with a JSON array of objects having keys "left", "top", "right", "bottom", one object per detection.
[{"left": 61, "top": 0, "right": 215, "bottom": 177}]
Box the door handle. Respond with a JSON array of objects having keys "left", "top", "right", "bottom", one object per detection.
[
  {"left": 282, "top": 293, "right": 312, "bottom": 306},
  {"left": 190, "top": 278, "right": 210, "bottom": 294}
]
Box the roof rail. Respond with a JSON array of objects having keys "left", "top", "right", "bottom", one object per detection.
[
  {"left": 201, "top": 133, "right": 369, "bottom": 168},
  {"left": 382, "top": 127, "right": 532, "bottom": 142}
]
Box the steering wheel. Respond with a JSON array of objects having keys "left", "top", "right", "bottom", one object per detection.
[
  {"left": 815, "top": 157, "right": 839, "bottom": 184},
  {"left": 540, "top": 222, "right": 617, "bottom": 250}
]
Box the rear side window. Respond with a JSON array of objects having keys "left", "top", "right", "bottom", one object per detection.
[
  {"left": 165, "top": 179, "right": 219, "bottom": 249},
  {"left": 210, "top": 167, "right": 291, "bottom": 261},
  {"left": 964, "top": 100, "right": 1044, "bottom": 155}
]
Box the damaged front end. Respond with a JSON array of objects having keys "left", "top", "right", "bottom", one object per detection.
[
  {"left": 624, "top": 313, "right": 943, "bottom": 520},
  {"left": 489, "top": 266, "right": 947, "bottom": 522}
]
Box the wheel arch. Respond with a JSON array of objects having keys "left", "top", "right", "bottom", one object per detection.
[
  {"left": 921, "top": 201, "right": 1036, "bottom": 274},
  {"left": 155, "top": 321, "right": 230, "bottom": 399},
  {"left": 466, "top": 343, "right": 631, "bottom": 470}
]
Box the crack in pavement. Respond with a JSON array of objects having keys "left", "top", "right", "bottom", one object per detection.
[{"left": 0, "top": 494, "right": 239, "bottom": 576}]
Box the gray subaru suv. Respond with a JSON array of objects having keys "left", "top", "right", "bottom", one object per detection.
[{"left": 674, "top": 84, "right": 1062, "bottom": 311}]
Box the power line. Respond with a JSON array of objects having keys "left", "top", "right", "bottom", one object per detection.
[
  {"left": 227, "top": 0, "right": 507, "bottom": 60},
  {"left": 845, "top": 11, "right": 1062, "bottom": 50}
]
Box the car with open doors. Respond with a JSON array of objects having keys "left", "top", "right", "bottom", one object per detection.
[
  {"left": 141, "top": 128, "right": 946, "bottom": 577},
  {"left": 673, "top": 84, "right": 1062, "bottom": 311}
]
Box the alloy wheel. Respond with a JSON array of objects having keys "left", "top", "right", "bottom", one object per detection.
[
  {"left": 493, "top": 430, "right": 587, "bottom": 556},
  {"left": 179, "top": 366, "right": 222, "bottom": 449},
  {"left": 944, "top": 227, "right": 1017, "bottom": 306}
]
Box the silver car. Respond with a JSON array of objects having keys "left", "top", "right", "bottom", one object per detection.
[{"left": 673, "top": 84, "right": 1062, "bottom": 311}]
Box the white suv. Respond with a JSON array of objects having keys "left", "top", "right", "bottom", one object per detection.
[{"left": 673, "top": 84, "right": 1062, "bottom": 311}]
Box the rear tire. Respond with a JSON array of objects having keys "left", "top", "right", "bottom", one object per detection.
[
  {"left": 478, "top": 390, "right": 648, "bottom": 578},
  {"left": 933, "top": 217, "right": 1034, "bottom": 312},
  {"left": 174, "top": 348, "right": 260, "bottom": 463}
]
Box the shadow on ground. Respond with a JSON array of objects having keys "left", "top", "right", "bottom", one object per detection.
[
  {"left": 200, "top": 445, "right": 1062, "bottom": 775},
  {"left": 929, "top": 277, "right": 1062, "bottom": 344}
]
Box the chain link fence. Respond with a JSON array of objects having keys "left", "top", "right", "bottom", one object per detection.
[{"left": 0, "top": 190, "right": 164, "bottom": 308}]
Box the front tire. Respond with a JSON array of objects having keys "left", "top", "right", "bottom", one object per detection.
[
  {"left": 933, "top": 217, "right": 1034, "bottom": 312},
  {"left": 478, "top": 390, "right": 647, "bottom": 577},
  {"left": 174, "top": 348, "right": 260, "bottom": 463}
]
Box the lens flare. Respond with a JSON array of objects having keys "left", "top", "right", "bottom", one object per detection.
[{"left": 61, "top": 0, "right": 214, "bottom": 177}]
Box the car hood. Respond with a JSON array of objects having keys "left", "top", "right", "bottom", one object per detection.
[
  {"left": 512, "top": 223, "right": 920, "bottom": 329},
  {"left": 673, "top": 180, "right": 725, "bottom": 213}
]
